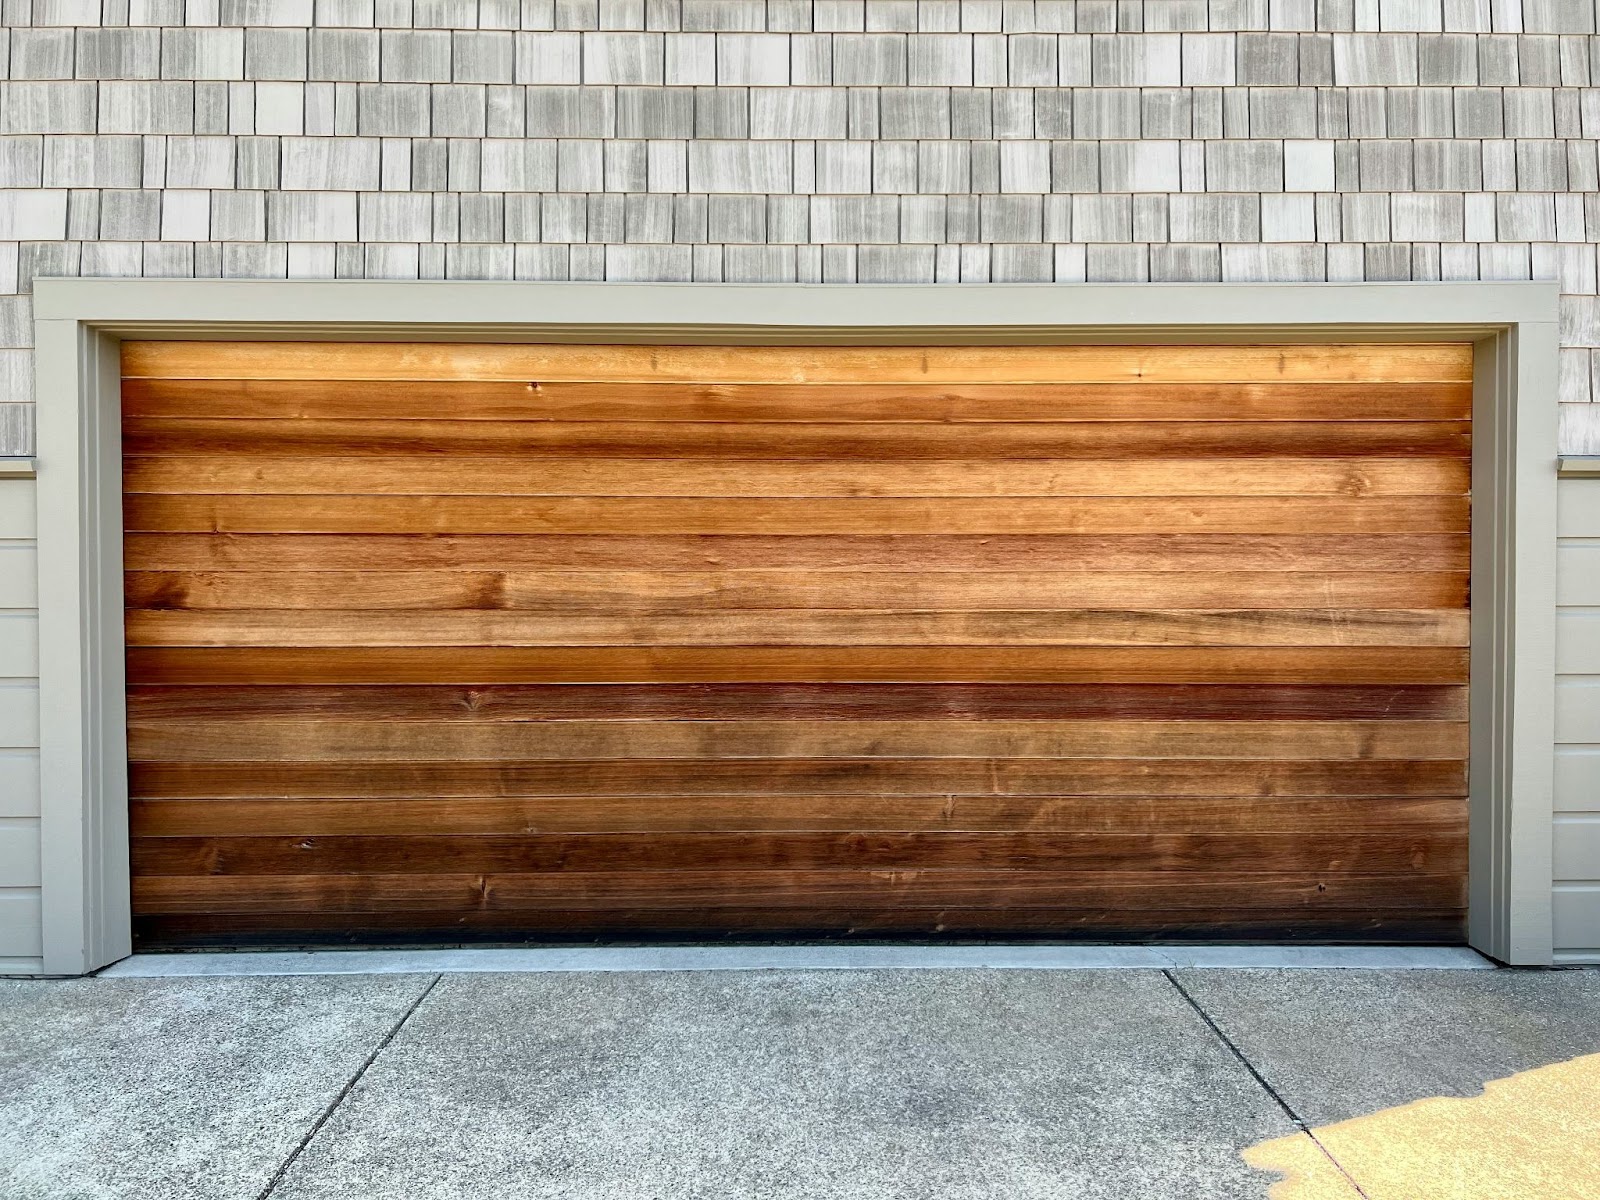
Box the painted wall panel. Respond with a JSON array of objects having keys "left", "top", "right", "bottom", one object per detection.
[
  {"left": 0, "top": 751, "right": 41, "bottom": 818},
  {"left": 0, "top": 545, "right": 36, "bottom": 609},
  {"left": 1557, "top": 542, "right": 1600, "bottom": 607},
  {"left": 0, "top": 481, "right": 35, "bottom": 540},
  {"left": 0, "top": 891, "right": 41, "bottom": 959},
  {"left": 0, "top": 683, "right": 40, "bottom": 749},
  {"left": 1553, "top": 886, "right": 1600, "bottom": 954},
  {"left": 1555, "top": 816, "right": 1600, "bottom": 880},
  {"left": 1555, "top": 612, "right": 1600, "bottom": 673},
  {"left": 1557, "top": 481, "right": 1600, "bottom": 538},
  {"left": 1555, "top": 680, "right": 1600, "bottom": 744},
  {"left": 1555, "top": 749, "right": 1600, "bottom": 814},
  {"left": 0, "top": 819, "right": 40, "bottom": 889},
  {"left": 0, "top": 615, "right": 38, "bottom": 678}
]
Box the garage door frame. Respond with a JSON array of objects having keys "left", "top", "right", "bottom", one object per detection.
[{"left": 28, "top": 278, "right": 1560, "bottom": 973}]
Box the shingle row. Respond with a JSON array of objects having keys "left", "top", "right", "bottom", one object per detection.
[
  {"left": 9, "top": 80, "right": 1600, "bottom": 141},
  {"left": 9, "top": 0, "right": 1600, "bottom": 35},
  {"left": 12, "top": 29, "right": 1600, "bottom": 85},
  {"left": 4, "top": 133, "right": 1595, "bottom": 191},
  {"left": 6, "top": 186, "right": 1598, "bottom": 240}
]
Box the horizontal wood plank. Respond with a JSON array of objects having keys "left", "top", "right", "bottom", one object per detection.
[
  {"left": 123, "top": 533, "right": 1474, "bottom": 573},
  {"left": 125, "top": 718, "right": 1469, "bottom": 762},
  {"left": 129, "top": 831, "right": 1467, "bottom": 876},
  {"left": 125, "top": 645, "right": 1472, "bottom": 685},
  {"left": 125, "top": 608, "right": 1470, "bottom": 649},
  {"left": 130, "top": 868, "right": 1469, "bottom": 913},
  {"left": 125, "top": 683, "right": 1471, "bottom": 722},
  {"left": 122, "top": 569, "right": 1473, "bottom": 612},
  {"left": 121, "top": 379, "right": 1476, "bottom": 423},
  {"left": 123, "top": 417, "right": 1473, "bottom": 459},
  {"left": 128, "top": 758, "right": 1470, "bottom": 799},
  {"left": 121, "top": 456, "right": 1473, "bottom": 499},
  {"left": 123, "top": 495, "right": 1471, "bottom": 536},
  {"left": 121, "top": 341, "right": 1477, "bottom": 385},
  {"left": 129, "top": 795, "right": 1468, "bottom": 836},
  {"left": 132, "top": 907, "right": 1466, "bottom": 945}
]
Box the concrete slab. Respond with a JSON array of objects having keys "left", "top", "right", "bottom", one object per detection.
[
  {"left": 1173, "top": 968, "right": 1600, "bottom": 1127},
  {"left": 269, "top": 970, "right": 1295, "bottom": 1200},
  {"left": 101, "top": 944, "right": 1492, "bottom": 978},
  {"left": 0, "top": 974, "right": 434, "bottom": 1200}
]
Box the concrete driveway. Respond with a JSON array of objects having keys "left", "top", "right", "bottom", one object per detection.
[{"left": 2, "top": 961, "right": 1597, "bottom": 1200}]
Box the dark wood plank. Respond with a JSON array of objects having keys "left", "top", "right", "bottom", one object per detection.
[
  {"left": 129, "top": 868, "right": 1468, "bottom": 913},
  {"left": 129, "top": 831, "right": 1468, "bottom": 877},
  {"left": 129, "top": 795, "right": 1468, "bottom": 836},
  {"left": 125, "top": 683, "right": 1472, "bottom": 722},
  {"left": 131, "top": 908, "right": 1467, "bottom": 948},
  {"left": 126, "top": 758, "right": 1470, "bottom": 799}
]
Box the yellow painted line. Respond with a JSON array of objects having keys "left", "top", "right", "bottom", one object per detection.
[{"left": 1246, "top": 1052, "right": 1600, "bottom": 1200}]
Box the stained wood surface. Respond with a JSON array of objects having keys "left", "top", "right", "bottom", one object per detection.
[{"left": 123, "top": 340, "right": 1473, "bottom": 947}]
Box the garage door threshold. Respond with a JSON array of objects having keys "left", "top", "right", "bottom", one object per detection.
[{"left": 99, "top": 944, "right": 1494, "bottom": 978}]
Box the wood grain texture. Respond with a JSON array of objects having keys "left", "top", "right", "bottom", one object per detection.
[
  {"left": 129, "top": 869, "right": 1466, "bottom": 913},
  {"left": 124, "top": 340, "right": 1472, "bottom": 946},
  {"left": 130, "top": 795, "right": 1467, "bottom": 836},
  {"left": 132, "top": 908, "right": 1467, "bottom": 947},
  {"left": 120, "top": 379, "right": 1475, "bottom": 422},
  {"left": 125, "top": 645, "right": 1472, "bottom": 685},
  {"left": 124, "top": 719, "right": 1469, "bottom": 762},
  {"left": 129, "top": 831, "right": 1466, "bottom": 876},
  {"left": 122, "top": 456, "right": 1472, "bottom": 499},
  {"left": 122, "top": 570, "right": 1473, "bottom": 611},
  {"left": 121, "top": 341, "right": 1476, "bottom": 384},
  {"left": 125, "top": 608, "right": 1471, "bottom": 648},
  {"left": 126, "top": 757, "right": 1470, "bottom": 798},
  {"left": 123, "top": 533, "right": 1474, "bottom": 572},
  {"left": 125, "top": 684, "right": 1471, "bottom": 722},
  {"left": 122, "top": 417, "right": 1473, "bottom": 459},
  {"left": 122, "top": 494, "right": 1471, "bottom": 535}
]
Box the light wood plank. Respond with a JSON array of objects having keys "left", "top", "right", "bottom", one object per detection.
[
  {"left": 124, "top": 608, "right": 1472, "bottom": 648},
  {"left": 121, "top": 456, "right": 1474, "bottom": 498},
  {"left": 121, "top": 378, "right": 1476, "bottom": 422},
  {"left": 122, "top": 495, "right": 1472, "bottom": 535},
  {"left": 125, "top": 718, "right": 1470, "bottom": 762},
  {"left": 124, "top": 533, "right": 1474, "bottom": 573},
  {"left": 121, "top": 341, "right": 1477, "bottom": 384},
  {"left": 123, "top": 569, "right": 1473, "bottom": 612}
]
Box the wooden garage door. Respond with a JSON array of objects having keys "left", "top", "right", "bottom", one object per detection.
[{"left": 122, "top": 341, "right": 1472, "bottom": 948}]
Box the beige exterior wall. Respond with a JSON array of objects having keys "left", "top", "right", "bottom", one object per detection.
[
  {"left": 0, "top": 475, "right": 41, "bottom": 971},
  {"left": 1557, "top": 475, "right": 1600, "bottom": 963}
]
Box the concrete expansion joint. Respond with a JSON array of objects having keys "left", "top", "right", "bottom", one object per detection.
[
  {"left": 1161, "top": 969, "right": 1376, "bottom": 1200},
  {"left": 251, "top": 973, "right": 444, "bottom": 1200}
]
